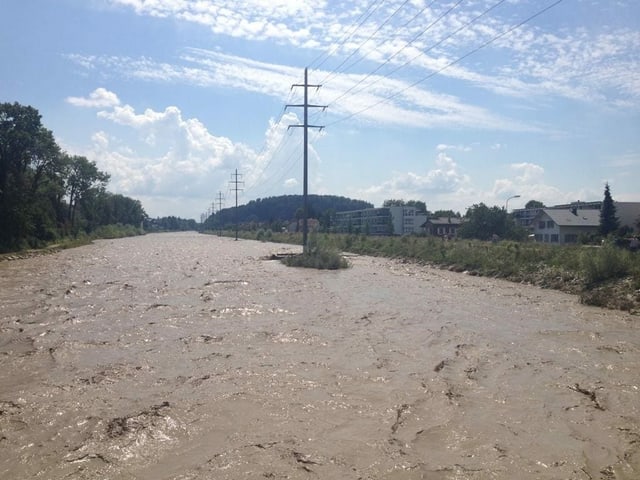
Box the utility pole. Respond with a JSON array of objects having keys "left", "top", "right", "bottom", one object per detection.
[
  {"left": 215, "top": 191, "right": 225, "bottom": 236},
  {"left": 286, "top": 67, "right": 326, "bottom": 252},
  {"left": 229, "top": 169, "right": 243, "bottom": 241}
]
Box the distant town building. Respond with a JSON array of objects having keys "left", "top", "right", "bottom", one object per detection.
[
  {"left": 334, "top": 206, "right": 428, "bottom": 236},
  {"left": 422, "top": 216, "right": 463, "bottom": 238}
]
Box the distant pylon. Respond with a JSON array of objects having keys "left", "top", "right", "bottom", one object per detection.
[{"left": 229, "top": 169, "right": 243, "bottom": 241}]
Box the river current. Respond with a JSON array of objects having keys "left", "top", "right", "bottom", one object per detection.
[{"left": 1, "top": 232, "right": 638, "bottom": 479}]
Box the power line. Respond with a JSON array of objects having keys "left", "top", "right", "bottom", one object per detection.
[
  {"left": 325, "top": 0, "right": 467, "bottom": 107},
  {"left": 318, "top": 0, "right": 413, "bottom": 86},
  {"left": 308, "top": 0, "right": 386, "bottom": 71},
  {"left": 333, "top": 0, "right": 438, "bottom": 78},
  {"left": 325, "top": 0, "right": 565, "bottom": 128},
  {"left": 244, "top": 131, "right": 299, "bottom": 198},
  {"left": 242, "top": 115, "right": 296, "bottom": 193},
  {"left": 344, "top": 0, "right": 507, "bottom": 102}
]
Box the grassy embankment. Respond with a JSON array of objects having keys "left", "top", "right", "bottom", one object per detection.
[
  {"left": 0, "top": 224, "right": 145, "bottom": 260},
  {"left": 210, "top": 229, "right": 640, "bottom": 312}
]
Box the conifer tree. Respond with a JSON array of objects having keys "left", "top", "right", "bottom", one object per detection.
[{"left": 599, "top": 182, "right": 619, "bottom": 236}]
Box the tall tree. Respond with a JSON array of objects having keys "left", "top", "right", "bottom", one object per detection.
[
  {"left": 599, "top": 182, "right": 619, "bottom": 236},
  {"left": 383, "top": 199, "right": 405, "bottom": 207},
  {"left": 525, "top": 200, "right": 545, "bottom": 209},
  {"left": 64, "top": 155, "right": 110, "bottom": 229},
  {"left": 405, "top": 200, "right": 427, "bottom": 213},
  {"left": 432, "top": 210, "right": 460, "bottom": 218},
  {"left": 458, "top": 203, "right": 526, "bottom": 241},
  {"left": 383, "top": 199, "right": 427, "bottom": 212},
  {"left": 0, "top": 102, "right": 62, "bottom": 248}
]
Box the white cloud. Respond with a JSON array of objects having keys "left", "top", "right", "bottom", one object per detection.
[
  {"left": 67, "top": 50, "right": 533, "bottom": 132},
  {"left": 66, "top": 87, "right": 121, "bottom": 108},
  {"left": 354, "top": 151, "right": 470, "bottom": 206},
  {"left": 436, "top": 143, "right": 472, "bottom": 152},
  {"left": 109, "top": 0, "right": 322, "bottom": 46},
  {"left": 65, "top": 89, "right": 311, "bottom": 217},
  {"left": 97, "top": 0, "right": 640, "bottom": 111},
  {"left": 488, "top": 162, "right": 580, "bottom": 209},
  {"left": 68, "top": 95, "right": 245, "bottom": 212},
  {"left": 511, "top": 162, "right": 544, "bottom": 184}
]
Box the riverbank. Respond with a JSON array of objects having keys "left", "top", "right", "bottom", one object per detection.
[{"left": 206, "top": 230, "right": 640, "bottom": 313}]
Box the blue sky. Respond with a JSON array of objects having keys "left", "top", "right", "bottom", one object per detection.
[{"left": 2, "top": 0, "right": 639, "bottom": 219}]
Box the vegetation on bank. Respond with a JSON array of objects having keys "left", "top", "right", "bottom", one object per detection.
[
  {"left": 206, "top": 229, "right": 640, "bottom": 312},
  {"left": 280, "top": 235, "right": 349, "bottom": 270},
  {"left": 0, "top": 223, "right": 145, "bottom": 261},
  {"left": 0, "top": 102, "right": 147, "bottom": 252}
]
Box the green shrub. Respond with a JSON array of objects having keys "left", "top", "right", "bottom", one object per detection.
[
  {"left": 282, "top": 234, "right": 349, "bottom": 270},
  {"left": 581, "top": 245, "right": 630, "bottom": 285}
]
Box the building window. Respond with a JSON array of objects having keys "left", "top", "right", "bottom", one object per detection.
[
  {"left": 546, "top": 220, "right": 554, "bottom": 228},
  {"left": 538, "top": 221, "right": 546, "bottom": 229},
  {"left": 565, "top": 234, "right": 578, "bottom": 243},
  {"left": 550, "top": 234, "right": 559, "bottom": 243}
]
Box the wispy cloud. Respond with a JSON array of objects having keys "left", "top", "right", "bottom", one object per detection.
[
  {"left": 65, "top": 49, "right": 534, "bottom": 132},
  {"left": 102, "top": 0, "right": 640, "bottom": 110}
]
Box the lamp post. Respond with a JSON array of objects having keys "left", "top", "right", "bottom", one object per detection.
[{"left": 505, "top": 194, "right": 521, "bottom": 212}]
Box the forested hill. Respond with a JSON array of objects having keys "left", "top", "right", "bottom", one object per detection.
[{"left": 211, "top": 195, "right": 373, "bottom": 227}]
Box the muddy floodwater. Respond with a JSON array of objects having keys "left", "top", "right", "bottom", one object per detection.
[{"left": 1, "top": 232, "right": 639, "bottom": 479}]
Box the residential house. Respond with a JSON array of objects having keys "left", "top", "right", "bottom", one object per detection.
[
  {"left": 514, "top": 201, "right": 640, "bottom": 233},
  {"left": 422, "top": 216, "right": 463, "bottom": 237},
  {"left": 530, "top": 208, "right": 600, "bottom": 244},
  {"left": 615, "top": 202, "right": 640, "bottom": 233}
]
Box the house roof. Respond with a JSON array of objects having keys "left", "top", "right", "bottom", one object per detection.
[
  {"left": 536, "top": 208, "right": 600, "bottom": 227},
  {"left": 425, "top": 216, "right": 463, "bottom": 226}
]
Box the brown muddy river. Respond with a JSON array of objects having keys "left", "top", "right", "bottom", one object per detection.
[{"left": 1, "top": 232, "right": 638, "bottom": 479}]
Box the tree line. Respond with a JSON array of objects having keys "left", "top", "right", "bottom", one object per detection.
[
  {"left": 0, "top": 102, "right": 147, "bottom": 252},
  {"left": 204, "top": 194, "right": 374, "bottom": 232}
]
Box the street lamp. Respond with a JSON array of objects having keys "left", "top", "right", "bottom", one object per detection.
[{"left": 505, "top": 194, "right": 521, "bottom": 212}]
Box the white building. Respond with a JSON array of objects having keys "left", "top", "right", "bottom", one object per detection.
[{"left": 334, "top": 206, "right": 428, "bottom": 235}]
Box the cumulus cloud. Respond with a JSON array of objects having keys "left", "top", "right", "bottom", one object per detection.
[
  {"left": 355, "top": 151, "right": 470, "bottom": 205},
  {"left": 511, "top": 162, "right": 544, "bottom": 184},
  {"left": 65, "top": 89, "right": 312, "bottom": 217},
  {"left": 66, "top": 88, "right": 121, "bottom": 108},
  {"left": 488, "top": 162, "right": 580, "bottom": 209},
  {"left": 67, "top": 92, "right": 246, "bottom": 212}
]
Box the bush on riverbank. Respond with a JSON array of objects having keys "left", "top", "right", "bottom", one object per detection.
[{"left": 281, "top": 235, "right": 349, "bottom": 270}]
